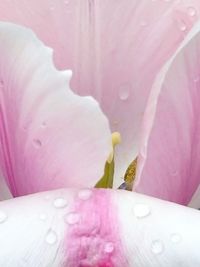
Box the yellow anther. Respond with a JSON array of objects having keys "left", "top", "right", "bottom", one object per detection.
[
  {"left": 107, "top": 132, "right": 121, "bottom": 163},
  {"left": 124, "top": 158, "right": 137, "bottom": 190}
]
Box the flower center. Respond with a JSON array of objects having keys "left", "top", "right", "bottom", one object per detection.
[{"left": 95, "top": 132, "right": 137, "bottom": 190}]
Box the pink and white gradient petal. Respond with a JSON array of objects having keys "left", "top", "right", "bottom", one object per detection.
[
  {"left": 0, "top": 23, "right": 111, "bottom": 197},
  {"left": 1, "top": 1, "right": 200, "bottom": 187},
  {"left": 135, "top": 20, "right": 200, "bottom": 205},
  {"left": 0, "top": 189, "right": 199, "bottom": 266}
]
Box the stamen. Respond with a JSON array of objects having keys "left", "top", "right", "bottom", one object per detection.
[
  {"left": 107, "top": 132, "right": 121, "bottom": 164},
  {"left": 118, "top": 158, "right": 137, "bottom": 191},
  {"left": 95, "top": 132, "right": 121, "bottom": 189},
  {"left": 124, "top": 158, "right": 137, "bottom": 184}
]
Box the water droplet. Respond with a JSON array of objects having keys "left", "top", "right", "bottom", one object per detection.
[
  {"left": 151, "top": 240, "right": 164, "bottom": 255},
  {"left": 44, "top": 195, "right": 50, "bottom": 200},
  {"left": 45, "top": 230, "right": 57, "bottom": 245},
  {"left": 39, "top": 213, "right": 47, "bottom": 221},
  {"left": 104, "top": 242, "right": 114, "bottom": 254},
  {"left": 140, "top": 20, "right": 147, "bottom": 27},
  {"left": 112, "top": 120, "right": 119, "bottom": 128},
  {"left": 78, "top": 189, "right": 92, "bottom": 200},
  {"left": 134, "top": 203, "right": 151, "bottom": 218},
  {"left": 64, "top": 212, "right": 80, "bottom": 225},
  {"left": 187, "top": 7, "right": 196, "bottom": 17},
  {"left": 171, "top": 233, "right": 181, "bottom": 243},
  {"left": 0, "top": 211, "right": 7, "bottom": 223},
  {"left": 33, "top": 139, "right": 42, "bottom": 148},
  {"left": 171, "top": 170, "right": 178, "bottom": 176},
  {"left": 178, "top": 21, "right": 187, "bottom": 32},
  {"left": 49, "top": 5, "right": 55, "bottom": 11},
  {"left": 53, "top": 198, "right": 68, "bottom": 208},
  {"left": 119, "top": 84, "right": 130, "bottom": 101},
  {"left": 194, "top": 76, "right": 200, "bottom": 83},
  {"left": 41, "top": 121, "right": 47, "bottom": 128}
]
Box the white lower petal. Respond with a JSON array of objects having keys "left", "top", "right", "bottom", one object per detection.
[{"left": 0, "top": 189, "right": 199, "bottom": 266}]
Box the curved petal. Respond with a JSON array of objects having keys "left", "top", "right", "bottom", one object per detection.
[
  {"left": 135, "top": 20, "right": 200, "bottom": 205},
  {"left": 1, "top": 1, "right": 200, "bottom": 187},
  {"left": 0, "top": 188, "right": 199, "bottom": 266},
  {"left": 0, "top": 23, "right": 111, "bottom": 197}
]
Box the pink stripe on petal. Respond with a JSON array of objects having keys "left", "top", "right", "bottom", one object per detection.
[
  {"left": 64, "top": 189, "right": 127, "bottom": 267},
  {"left": 1, "top": 189, "right": 200, "bottom": 266}
]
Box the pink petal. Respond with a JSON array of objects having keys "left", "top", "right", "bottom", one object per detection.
[
  {"left": 1, "top": 1, "right": 200, "bottom": 186},
  {"left": 135, "top": 21, "right": 200, "bottom": 205},
  {"left": 0, "top": 188, "right": 200, "bottom": 266},
  {"left": 0, "top": 23, "right": 111, "bottom": 197}
]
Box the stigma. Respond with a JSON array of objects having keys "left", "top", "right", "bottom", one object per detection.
[{"left": 107, "top": 132, "right": 121, "bottom": 163}]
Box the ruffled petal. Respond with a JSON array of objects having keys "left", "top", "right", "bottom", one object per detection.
[
  {"left": 135, "top": 20, "right": 200, "bottom": 205},
  {"left": 1, "top": 1, "right": 200, "bottom": 187},
  {"left": 0, "top": 23, "right": 111, "bottom": 197},
  {"left": 0, "top": 188, "right": 199, "bottom": 266}
]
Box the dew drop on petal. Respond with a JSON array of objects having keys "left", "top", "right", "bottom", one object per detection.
[
  {"left": 64, "top": 212, "right": 80, "bottom": 225},
  {"left": 33, "top": 139, "right": 42, "bottom": 148},
  {"left": 39, "top": 213, "right": 47, "bottom": 221},
  {"left": 171, "top": 233, "right": 181, "bottom": 243},
  {"left": 53, "top": 198, "right": 68, "bottom": 208},
  {"left": 44, "top": 195, "right": 51, "bottom": 201},
  {"left": 49, "top": 5, "right": 55, "bottom": 11},
  {"left": 118, "top": 84, "right": 130, "bottom": 101},
  {"left": 41, "top": 121, "right": 47, "bottom": 128},
  {"left": 178, "top": 21, "right": 187, "bottom": 32},
  {"left": 140, "top": 20, "right": 148, "bottom": 27},
  {"left": 187, "top": 7, "right": 196, "bottom": 17},
  {"left": 133, "top": 203, "right": 151, "bottom": 218},
  {"left": 45, "top": 230, "right": 57, "bottom": 245},
  {"left": 0, "top": 211, "right": 7, "bottom": 223},
  {"left": 104, "top": 242, "right": 114, "bottom": 254},
  {"left": 194, "top": 76, "right": 200, "bottom": 83},
  {"left": 78, "top": 189, "right": 92, "bottom": 200},
  {"left": 151, "top": 240, "right": 164, "bottom": 255}
]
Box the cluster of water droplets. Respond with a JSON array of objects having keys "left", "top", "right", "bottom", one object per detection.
[
  {"left": 43, "top": 188, "right": 116, "bottom": 260},
  {"left": 133, "top": 202, "right": 182, "bottom": 255},
  {"left": 43, "top": 189, "right": 92, "bottom": 246},
  {"left": 0, "top": 190, "right": 183, "bottom": 261}
]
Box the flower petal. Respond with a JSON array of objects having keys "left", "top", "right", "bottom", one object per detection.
[
  {"left": 0, "top": 188, "right": 199, "bottom": 266},
  {"left": 135, "top": 20, "right": 200, "bottom": 205},
  {"left": 0, "top": 23, "right": 111, "bottom": 197},
  {"left": 1, "top": 1, "right": 200, "bottom": 187}
]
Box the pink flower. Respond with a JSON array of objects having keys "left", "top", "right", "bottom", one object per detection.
[{"left": 0, "top": 1, "right": 200, "bottom": 266}]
